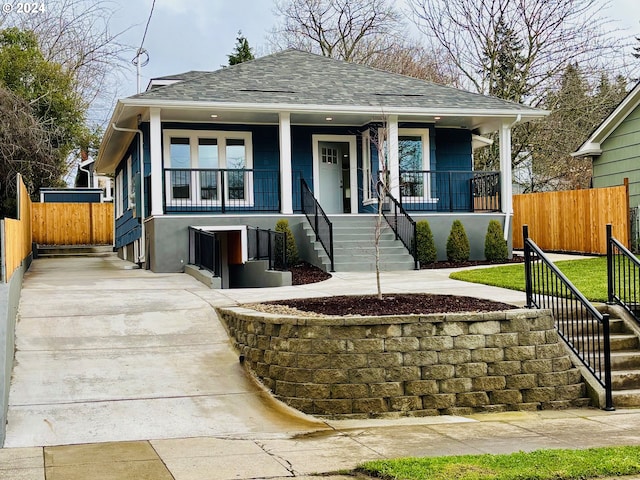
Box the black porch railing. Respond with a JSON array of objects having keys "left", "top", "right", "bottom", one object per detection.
[
  {"left": 301, "top": 178, "right": 334, "bottom": 271},
  {"left": 164, "top": 168, "right": 280, "bottom": 213},
  {"left": 247, "top": 226, "right": 287, "bottom": 270},
  {"left": 399, "top": 170, "right": 500, "bottom": 212},
  {"left": 524, "top": 225, "right": 613, "bottom": 410},
  {"left": 188, "top": 227, "right": 220, "bottom": 276},
  {"left": 381, "top": 188, "right": 418, "bottom": 270},
  {"left": 607, "top": 224, "right": 640, "bottom": 322}
]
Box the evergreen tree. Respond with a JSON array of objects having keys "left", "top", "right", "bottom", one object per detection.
[{"left": 227, "top": 31, "right": 255, "bottom": 66}]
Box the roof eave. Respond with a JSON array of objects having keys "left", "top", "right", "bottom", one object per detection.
[
  {"left": 575, "top": 82, "right": 640, "bottom": 154},
  {"left": 120, "top": 97, "right": 548, "bottom": 119}
]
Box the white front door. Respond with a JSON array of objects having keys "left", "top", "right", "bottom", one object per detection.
[{"left": 319, "top": 141, "right": 349, "bottom": 214}]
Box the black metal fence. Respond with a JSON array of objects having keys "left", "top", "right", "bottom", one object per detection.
[
  {"left": 301, "top": 178, "right": 334, "bottom": 271},
  {"left": 607, "top": 224, "right": 640, "bottom": 322},
  {"left": 381, "top": 189, "right": 418, "bottom": 269},
  {"left": 399, "top": 170, "right": 501, "bottom": 212},
  {"left": 524, "top": 225, "right": 613, "bottom": 410},
  {"left": 247, "top": 227, "right": 287, "bottom": 270},
  {"left": 164, "top": 169, "right": 280, "bottom": 213},
  {"left": 188, "top": 227, "right": 220, "bottom": 276}
]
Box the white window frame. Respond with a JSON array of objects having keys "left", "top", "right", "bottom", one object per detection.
[
  {"left": 361, "top": 130, "right": 374, "bottom": 205},
  {"left": 396, "top": 128, "right": 436, "bottom": 204},
  {"left": 162, "top": 129, "right": 253, "bottom": 207},
  {"left": 115, "top": 170, "right": 123, "bottom": 218},
  {"left": 126, "top": 155, "right": 133, "bottom": 210}
]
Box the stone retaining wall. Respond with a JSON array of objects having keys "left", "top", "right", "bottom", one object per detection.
[{"left": 217, "top": 306, "right": 589, "bottom": 417}]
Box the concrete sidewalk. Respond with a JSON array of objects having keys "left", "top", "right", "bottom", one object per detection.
[
  {"left": 3, "top": 253, "right": 634, "bottom": 480},
  {"left": 3, "top": 408, "right": 640, "bottom": 479}
]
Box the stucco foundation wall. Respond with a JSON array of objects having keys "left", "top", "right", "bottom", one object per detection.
[
  {"left": 0, "top": 255, "right": 30, "bottom": 445},
  {"left": 217, "top": 307, "right": 588, "bottom": 417}
]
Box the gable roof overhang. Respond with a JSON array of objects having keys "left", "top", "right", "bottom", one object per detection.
[{"left": 573, "top": 81, "right": 640, "bottom": 158}]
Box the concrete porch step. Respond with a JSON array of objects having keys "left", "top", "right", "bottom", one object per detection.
[
  {"left": 611, "top": 369, "right": 640, "bottom": 390},
  {"left": 612, "top": 388, "right": 640, "bottom": 407},
  {"left": 36, "top": 245, "right": 114, "bottom": 258}
]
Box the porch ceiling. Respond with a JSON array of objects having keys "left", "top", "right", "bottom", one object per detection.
[{"left": 97, "top": 103, "right": 517, "bottom": 173}]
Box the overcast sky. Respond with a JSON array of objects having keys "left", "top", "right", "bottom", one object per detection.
[{"left": 107, "top": 0, "right": 640, "bottom": 100}]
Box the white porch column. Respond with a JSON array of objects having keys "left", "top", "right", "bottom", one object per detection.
[
  {"left": 279, "top": 112, "right": 293, "bottom": 214},
  {"left": 150, "top": 107, "right": 163, "bottom": 216},
  {"left": 387, "top": 115, "right": 400, "bottom": 199},
  {"left": 499, "top": 121, "right": 513, "bottom": 238}
]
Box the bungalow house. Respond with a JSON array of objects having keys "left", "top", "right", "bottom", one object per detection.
[
  {"left": 95, "top": 49, "right": 545, "bottom": 280},
  {"left": 574, "top": 81, "right": 640, "bottom": 245}
]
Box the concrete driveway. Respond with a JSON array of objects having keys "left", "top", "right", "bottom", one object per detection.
[{"left": 4, "top": 255, "right": 325, "bottom": 448}]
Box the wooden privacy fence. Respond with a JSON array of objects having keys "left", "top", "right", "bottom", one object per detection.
[
  {"left": 1, "top": 175, "right": 33, "bottom": 282},
  {"left": 32, "top": 203, "right": 113, "bottom": 245},
  {"left": 512, "top": 183, "right": 629, "bottom": 254}
]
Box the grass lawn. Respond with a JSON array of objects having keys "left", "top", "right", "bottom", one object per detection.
[
  {"left": 358, "top": 446, "right": 640, "bottom": 480},
  {"left": 449, "top": 256, "right": 608, "bottom": 302}
]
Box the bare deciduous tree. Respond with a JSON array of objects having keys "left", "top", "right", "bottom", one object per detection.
[
  {"left": 408, "top": 0, "right": 624, "bottom": 102},
  {"left": 271, "top": 0, "right": 403, "bottom": 63},
  {"left": 270, "top": 0, "right": 459, "bottom": 84},
  {"left": 0, "top": 87, "right": 61, "bottom": 215}
]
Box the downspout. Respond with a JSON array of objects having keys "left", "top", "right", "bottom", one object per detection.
[
  {"left": 503, "top": 114, "right": 521, "bottom": 241},
  {"left": 112, "top": 123, "right": 146, "bottom": 265},
  {"left": 78, "top": 162, "right": 92, "bottom": 188}
]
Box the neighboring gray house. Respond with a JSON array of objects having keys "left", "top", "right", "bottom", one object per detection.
[{"left": 96, "top": 49, "right": 545, "bottom": 279}]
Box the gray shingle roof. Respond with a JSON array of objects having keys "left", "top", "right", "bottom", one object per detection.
[{"left": 129, "top": 50, "right": 540, "bottom": 113}]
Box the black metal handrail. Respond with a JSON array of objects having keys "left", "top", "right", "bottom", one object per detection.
[
  {"left": 188, "top": 227, "right": 220, "bottom": 276},
  {"left": 247, "top": 226, "right": 287, "bottom": 270},
  {"left": 524, "top": 225, "right": 613, "bottom": 410},
  {"left": 300, "top": 179, "right": 334, "bottom": 272},
  {"left": 607, "top": 224, "right": 640, "bottom": 322},
  {"left": 399, "top": 170, "right": 501, "bottom": 212},
  {"left": 163, "top": 168, "right": 280, "bottom": 213},
  {"left": 380, "top": 187, "right": 418, "bottom": 270}
]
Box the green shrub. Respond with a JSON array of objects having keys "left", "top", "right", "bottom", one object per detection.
[
  {"left": 416, "top": 220, "right": 437, "bottom": 265},
  {"left": 484, "top": 219, "right": 508, "bottom": 262},
  {"left": 446, "top": 220, "right": 470, "bottom": 262},
  {"left": 275, "top": 219, "right": 298, "bottom": 266}
]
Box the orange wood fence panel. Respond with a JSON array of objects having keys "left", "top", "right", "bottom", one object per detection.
[
  {"left": 2, "top": 175, "right": 33, "bottom": 282},
  {"left": 31, "top": 203, "right": 113, "bottom": 245},
  {"left": 512, "top": 184, "right": 629, "bottom": 254}
]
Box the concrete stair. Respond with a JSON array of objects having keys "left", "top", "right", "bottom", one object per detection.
[
  {"left": 301, "top": 215, "right": 416, "bottom": 272},
  {"left": 565, "top": 306, "right": 640, "bottom": 408},
  {"left": 36, "top": 245, "right": 114, "bottom": 258}
]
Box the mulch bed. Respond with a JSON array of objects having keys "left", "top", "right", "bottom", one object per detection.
[
  {"left": 290, "top": 262, "right": 332, "bottom": 285},
  {"left": 284, "top": 258, "right": 521, "bottom": 315},
  {"left": 266, "top": 294, "right": 516, "bottom": 316},
  {"left": 420, "top": 253, "right": 525, "bottom": 269}
]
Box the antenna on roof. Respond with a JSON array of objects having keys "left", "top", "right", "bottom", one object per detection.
[{"left": 132, "top": 0, "right": 156, "bottom": 93}]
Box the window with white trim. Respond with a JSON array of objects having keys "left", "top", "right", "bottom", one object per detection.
[
  {"left": 126, "top": 155, "right": 134, "bottom": 208},
  {"left": 115, "top": 170, "right": 123, "bottom": 218},
  {"left": 361, "top": 130, "right": 373, "bottom": 204},
  {"left": 398, "top": 128, "right": 433, "bottom": 202},
  {"left": 162, "top": 130, "right": 253, "bottom": 205}
]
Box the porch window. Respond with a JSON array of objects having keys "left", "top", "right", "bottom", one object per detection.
[
  {"left": 397, "top": 128, "right": 434, "bottom": 203},
  {"left": 169, "top": 137, "right": 191, "bottom": 199},
  {"left": 162, "top": 130, "right": 253, "bottom": 206},
  {"left": 361, "top": 130, "right": 373, "bottom": 204},
  {"left": 198, "top": 138, "right": 218, "bottom": 200}
]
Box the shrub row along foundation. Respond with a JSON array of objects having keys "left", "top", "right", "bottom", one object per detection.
[{"left": 217, "top": 307, "right": 589, "bottom": 417}]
